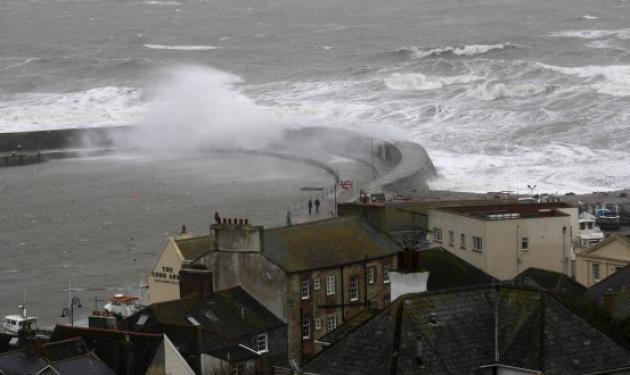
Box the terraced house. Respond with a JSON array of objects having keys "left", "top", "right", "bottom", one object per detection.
[{"left": 148, "top": 216, "right": 400, "bottom": 363}]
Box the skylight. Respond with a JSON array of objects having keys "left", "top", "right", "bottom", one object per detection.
[
  {"left": 187, "top": 316, "right": 201, "bottom": 326},
  {"left": 136, "top": 314, "right": 149, "bottom": 326}
]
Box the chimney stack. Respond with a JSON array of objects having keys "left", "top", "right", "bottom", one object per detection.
[
  {"left": 604, "top": 289, "right": 617, "bottom": 316},
  {"left": 179, "top": 269, "right": 214, "bottom": 300}
]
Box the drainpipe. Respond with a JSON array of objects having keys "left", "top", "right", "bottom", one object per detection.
[
  {"left": 364, "top": 255, "right": 368, "bottom": 308},
  {"left": 515, "top": 225, "right": 520, "bottom": 275},
  {"left": 563, "top": 226, "right": 567, "bottom": 275},
  {"left": 340, "top": 266, "right": 345, "bottom": 321}
]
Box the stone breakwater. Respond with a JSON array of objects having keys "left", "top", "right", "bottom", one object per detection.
[{"left": 0, "top": 125, "right": 437, "bottom": 194}]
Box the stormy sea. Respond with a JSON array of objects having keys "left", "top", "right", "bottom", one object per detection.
[
  {"left": 1, "top": 0, "right": 629, "bottom": 193},
  {"left": 1, "top": 0, "right": 629, "bottom": 323}
]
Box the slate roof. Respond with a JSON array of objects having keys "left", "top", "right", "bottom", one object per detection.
[
  {"left": 514, "top": 267, "right": 587, "bottom": 297},
  {"left": 206, "top": 345, "right": 259, "bottom": 362},
  {"left": 40, "top": 337, "right": 90, "bottom": 362},
  {"left": 584, "top": 264, "right": 630, "bottom": 318},
  {"left": 303, "top": 285, "right": 630, "bottom": 375},
  {"left": 50, "top": 325, "right": 163, "bottom": 375},
  {"left": 48, "top": 353, "right": 117, "bottom": 375},
  {"left": 411, "top": 248, "right": 497, "bottom": 290},
  {"left": 126, "top": 286, "right": 284, "bottom": 341},
  {"left": 0, "top": 349, "right": 48, "bottom": 375},
  {"left": 175, "top": 235, "right": 213, "bottom": 260},
  {"left": 316, "top": 309, "right": 380, "bottom": 346},
  {"left": 263, "top": 216, "right": 400, "bottom": 273}
]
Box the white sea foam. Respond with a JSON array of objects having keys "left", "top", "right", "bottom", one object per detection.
[
  {"left": 143, "top": 0, "right": 181, "bottom": 4},
  {"left": 466, "top": 82, "right": 553, "bottom": 100},
  {"left": 582, "top": 14, "right": 599, "bottom": 20},
  {"left": 399, "top": 43, "right": 510, "bottom": 59},
  {"left": 0, "top": 87, "right": 146, "bottom": 132},
  {"left": 550, "top": 28, "right": 630, "bottom": 40},
  {"left": 143, "top": 44, "right": 220, "bottom": 51},
  {"left": 541, "top": 63, "right": 630, "bottom": 96},
  {"left": 384, "top": 72, "right": 482, "bottom": 91}
]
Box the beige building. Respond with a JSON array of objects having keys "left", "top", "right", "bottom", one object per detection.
[
  {"left": 427, "top": 202, "right": 578, "bottom": 280},
  {"left": 148, "top": 230, "right": 214, "bottom": 304},
  {"left": 575, "top": 234, "right": 630, "bottom": 287}
]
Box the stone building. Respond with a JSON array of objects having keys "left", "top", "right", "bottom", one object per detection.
[{"left": 149, "top": 216, "right": 400, "bottom": 364}]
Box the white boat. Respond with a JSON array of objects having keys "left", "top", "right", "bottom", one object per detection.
[
  {"left": 103, "top": 294, "right": 141, "bottom": 319},
  {"left": 577, "top": 212, "right": 605, "bottom": 248},
  {"left": 596, "top": 206, "right": 621, "bottom": 230},
  {"left": 1, "top": 305, "right": 38, "bottom": 335}
]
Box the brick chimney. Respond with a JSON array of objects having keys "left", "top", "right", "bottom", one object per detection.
[{"left": 179, "top": 269, "right": 214, "bottom": 300}]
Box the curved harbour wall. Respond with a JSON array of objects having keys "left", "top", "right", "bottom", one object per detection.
[{"left": 0, "top": 125, "right": 436, "bottom": 194}]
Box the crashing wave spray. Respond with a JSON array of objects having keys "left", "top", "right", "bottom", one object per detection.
[{"left": 122, "top": 65, "right": 290, "bottom": 156}]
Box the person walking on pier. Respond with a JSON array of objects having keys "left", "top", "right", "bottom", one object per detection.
[
  {"left": 308, "top": 199, "right": 313, "bottom": 214},
  {"left": 314, "top": 198, "right": 320, "bottom": 213}
]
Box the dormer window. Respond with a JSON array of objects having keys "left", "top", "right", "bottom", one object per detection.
[{"left": 256, "top": 333, "right": 269, "bottom": 353}]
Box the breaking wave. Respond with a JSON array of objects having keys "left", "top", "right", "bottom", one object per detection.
[
  {"left": 396, "top": 43, "right": 511, "bottom": 59},
  {"left": 582, "top": 15, "right": 599, "bottom": 20},
  {"left": 143, "top": 44, "right": 221, "bottom": 51},
  {"left": 549, "top": 28, "right": 630, "bottom": 40},
  {"left": 384, "top": 72, "right": 482, "bottom": 91},
  {"left": 541, "top": 63, "right": 630, "bottom": 96},
  {"left": 466, "top": 82, "right": 554, "bottom": 100},
  {"left": 0, "top": 87, "right": 146, "bottom": 132}
]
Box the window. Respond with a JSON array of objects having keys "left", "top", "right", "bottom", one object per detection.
[
  {"left": 460, "top": 233, "right": 466, "bottom": 248},
  {"left": 256, "top": 333, "right": 268, "bottom": 353},
  {"left": 326, "top": 275, "right": 336, "bottom": 295},
  {"left": 302, "top": 313, "right": 311, "bottom": 339},
  {"left": 433, "top": 227, "right": 442, "bottom": 242},
  {"left": 136, "top": 314, "right": 149, "bottom": 326},
  {"left": 448, "top": 231, "right": 454, "bottom": 246},
  {"left": 521, "top": 237, "right": 529, "bottom": 250},
  {"left": 327, "top": 315, "right": 337, "bottom": 333},
  {"left": 587, "top": 222, "right": 593, "bottom": 230},
  {"left": 383, "top": 264, "right": 390, "bottom": 284},
  {"left": 592, "top": 263, "right": 601, "bottom": 282},
  {"left": 313, "top": 277, "right": 320, "bottom": 290},
  {"left": 367, "top": 266, "right": 376, "bottom": 284},
  {"left": 231, "top": 364, "right": 246, "bottom": 375},
  {"left": 580, "top": 222, "right": 586, "bottom": 230},
  {"left": 301, "top": 279, "right": 309, "bottom": 300},
  {"left": 473, "top": 236, "right": 483, "bottom": 252},
  {"left": 350, "top": 276, "right": 359, "bottom": 301},
  {"left": 314, "top": 318, "right": 322, "bottom": 330}
]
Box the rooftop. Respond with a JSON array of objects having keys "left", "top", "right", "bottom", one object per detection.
[
  {"left": 263, "top": 216, "right": 400, "bottom": 273},
  {"left": 175, "top": 235, "right": 213, "bottom": 261},
  {"left": 514, "top": 267, "right": 587, "bottom": 297},
  {"left": 126, "top": 286, "right": 284, "bottom": 340},
  {"left": 304, "top": 285, "right": 630, "bottom": 375},
  {"left": 436, "top": 202, "right": 573, "bottom": 221}
]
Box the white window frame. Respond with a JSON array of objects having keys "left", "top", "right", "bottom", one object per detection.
[
  {"left": 313, "top": 277, "right": 320, "bottom": 290},
  {"left": 302, "top": 313, "right": 311, "bottom": 339},
  {"left": 327, "top": 315, "right": 337, "bottom": 333},
  {"left": 592, "top": 263, "right": 601, "bottom": 282},
  {"left": 301, "top": 279, "right": 310, "bottom": 300},
  {"left": 448, "top": 230, "right": 454, "bottom": 246},
  {"left": 433, "top": 227, "right": 442, "bottom": 242},
  {"left": 367, "top": 267, "right": 376, "bottom": 284},
  {"left": 350, "top": 276, "right": 359, "bottom": 301},
  {"left": 314, "top": 318, "right": 322, "bottom": 330},
  {"left": 521, "top": 237, "right": 529, "bottom": 251},
  {"left": 473, "top": 236, "right": 483, "bottom": 252},
  {"left": 460, "top": 233, "right": 466, "bottom": 248},
  {"left": 326, "top": 275, "right": 336, "bottom": 295},
  {"left": 256, "top": 333, "right": 268, "bottom": 353},
  {"left": 383, "top": 264, "right": 390, "bottom": 284},
  {"left": 231, "top": 364, "right": 246, "bottom": 375}
]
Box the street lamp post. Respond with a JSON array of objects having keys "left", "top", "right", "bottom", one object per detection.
[{"left": 60, "top": 279, "right": 81, "bottom": 326}]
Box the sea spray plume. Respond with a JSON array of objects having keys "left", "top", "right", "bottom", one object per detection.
[{"left": 125, "top": 65, "right": 288, "bottom": 156}]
